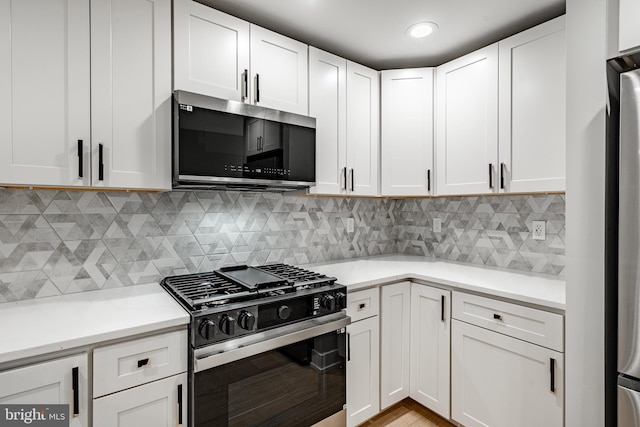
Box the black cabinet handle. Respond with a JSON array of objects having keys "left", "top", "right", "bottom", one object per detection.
[
  {"left": 98, "top": 143, "right": 104, "bottom": 181},
  {"left": 347, "top": 333, "right": 351, "bottom": 362},
  {"left": 500, "top": 162, "right": 506, "bottom": 190},
  {"left": 342, "top": 167, "right": 347, "bottom": 191},
  {"left": 350, "top": 168, "right": 354, "bottom": 192},
  {"left": 178, "top": 384, "right": 183, "bottom": 425},
  {"left": 77, "top": 140, "right": 83, "bottom": 178},
  {"left": 440, "top": 295, "right": 445, "bottom": 322},
  {"left": 427, "top": 169, "right": 431, "bottom": 192},
  {"left": 72, "top": 367, "right": 79, "bottom": 417},
  {"left": 493, "top": 313, "right": 503, "bottom": 321},
  {"left": 488, "top": 163, "right": 494, "bottom": 189},
  {"left": 550, "top": 358, "right": 556, "bottom": 393},
  {"left": 255, "top": 74, "right": 260, "bottom": 103},
  {"left": 243, "top": 69, "right": 248, "bottom": 100},
  {"left": 137, "top": 358, "right": 149, "bottom": 368}
]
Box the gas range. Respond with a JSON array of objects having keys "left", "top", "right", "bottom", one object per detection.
[{"left": 160, "top": 263, "right": 347, "bottom": 347}]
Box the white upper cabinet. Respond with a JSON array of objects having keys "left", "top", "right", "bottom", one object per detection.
[
  {"left": 346, "top": 62, "right": 380, "bottom": 196},
  {"left": 309, "top": 51, "right": 379, "bottom": 196},
  {"left": 381, "top": 68, "right": 434, "bottom": 196},
  {"left": 173, "top": 0, "right": 308, "bottom": 115},
  {"left": 173, "top": 0, "right": 250, "bottom": 102},
  {"left": 309, "top": 47, "right": 347, "bottom": 194},
  {"left": 498, "top": 16, "right": 566, "bottom": 193},
  {"left": 0, "top": 0, "right": 91, "bottom": 187},
  {"left": 619, "top": 0, "right": 640, "bottom": 53},
  {"left": 435, "top": 44, "right": 499, "bottom": 196},
  {"left": 91, "top": 0, "right": 172, "bottom": 190},
  {"left": 250, "top": 25, "right": 308, "bottom": 115}
]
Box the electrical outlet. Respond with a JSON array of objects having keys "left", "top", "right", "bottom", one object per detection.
[
  {"left": 433, "top": 218, "right": 442, "bottom": 233},
  {"left": 532, "top": 220, "right": 546, "bottom": 241},
  {"left": 347, "top": 218, "right": 355, "bottom": 233}
]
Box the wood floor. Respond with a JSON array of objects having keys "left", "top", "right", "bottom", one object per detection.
[{"left": 362, "top": 399, "right": 457, "bottom": 427}]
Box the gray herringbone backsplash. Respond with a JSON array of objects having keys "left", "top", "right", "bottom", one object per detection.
[{"left": 0, "top": 189, "right": 564, "bottom": 303}]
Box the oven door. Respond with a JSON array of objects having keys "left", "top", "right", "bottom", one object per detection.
[{"left": 192, "top": 313, "right": 350, "bottom": 427}]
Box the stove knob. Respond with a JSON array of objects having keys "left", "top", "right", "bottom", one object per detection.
[
  {"left": 277, "top": 305, "right": 291, "bottom": 320},
  {"left": 198, "top": 319, "right": 216, "bottom": 340},
  {"left": 238, "top": 311, "right": 256, "bottom": 330},
  {"left": 335, "top": 292, "right": 347, "bottom": 309},
  {"left": 219, "top": 315, "right": 236, "bottom": 336},
  {"left": 321, "top": 294, "right": 336, "bottom": 311}
]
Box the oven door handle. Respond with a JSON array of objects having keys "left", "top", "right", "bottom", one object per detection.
[{"left": 194, "top": 312, "right": 351, "bottom": 372}]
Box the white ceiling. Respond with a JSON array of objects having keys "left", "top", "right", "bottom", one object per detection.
[{"left": 198, "top": 0, "right": 566, "bottom": 70}]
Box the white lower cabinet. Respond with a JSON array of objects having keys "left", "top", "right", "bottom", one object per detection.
[
  {"left": 347, "top": 316, "right": 380, "bottom": 427},
  {"left": 451, "top": 291, "right": 564, "bottom": 427},
  {"left": 380, "top": 281, "right": 411, "bottom": 409},
  {"left": 93, "top": 330, "right": 188, "bottom": 427},
  {"left": 410, "top": 283, "right": 450, "bottom": 419},
  {"left": 93, "top": 373, "right": 187, "bottom": 427},
  {"left": 0, "top": 353, "right": 89, "bottom": 426}
]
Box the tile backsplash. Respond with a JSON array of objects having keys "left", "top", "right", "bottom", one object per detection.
[{"left": 0, "top": 189, "right": 564, "bottom": 303}]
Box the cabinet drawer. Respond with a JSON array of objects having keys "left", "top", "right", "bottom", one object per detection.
[
  {"left": 452, "top": 291, "right": 563, "bottom": 351},
  {"left": 347, "top": 288, "right": 379, "bottom": 321},
  {"left": 93, "top": 330, "right": 187, "bottom": 397}
]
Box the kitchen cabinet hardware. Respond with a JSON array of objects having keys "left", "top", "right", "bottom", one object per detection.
[
  {"left": 493, "top": 313, "right": 503, "bottom": 321},
  {"left": 500, "top": 163, "right": 506, "bottom": 189},
  {"left": 77, "top": 140, "right": 83, "bottom": 178},
  {"left": 550, "top": 358, "right": 556, "bottom": 392},
  {"left": 137, "top": 358, "right": 150, "bottom": 368},
  {"left": 255, "top": 73, "right": 260, "bottom": 103},
  {"left": 72, "top": 366, "right": 79, "bottom": 416},
  {"left": 243, "top": 69, "right": 248, "bottom": 100},
  {"left": 347, "top": 332, "right": 351, "bottom": 362},
  {"left": 342, "top": 167, "right": 347, "bottom": 191},
  {"left": 350, "top": 168, "right": 355, "bottom": 191},
  {"left": 358, "top": 303, "right": 366, "bottom": 310},
  {"left": 178, "top": 384, "right": 183, "bottom": 426},
  {"left": 98, "top": 143, "right": 104, "bottom": 181},
  {"left": 427, "top": 169, "right": 431, "bottom": 192},
  {"left": 489, "top": 164, "right": 494, "bottom": 188},
  {"left": 441, "top": 295, "right": 445, "bottom": 322}
]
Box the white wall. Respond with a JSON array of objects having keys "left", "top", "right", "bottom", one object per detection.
[{"left": 565, "top": 0, "right": 608, "bottom": 425}]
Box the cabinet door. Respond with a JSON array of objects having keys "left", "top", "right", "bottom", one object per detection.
[
  {"left": 619, "top": 0, "right": 640, "bottom": 53},
  {"left": 498, "top": 16, "right": 566, "bottom": 193},
  {"left": 451, "top": 320, "right": 564, "bottom": 427},
  {"left": 91, "top": 0, "right": 172, "bottom": 190},
  {"left": 347, "top": 316, "right": 380, "bottom": 427},
  {"left": 0, "top": 0, "right": 90, "bottom": 187},
  {"left": 346, "top": 61, "right": 380, "bottom": 196},
  {"left": 435, "top": 44, "right": 498, "bottom": 195},
  {"left": 381, "top": 68, "right": 434, "bottom": 196},
  {"left": 250, "top": 25, "right": 308, "bottom": 115},
  {"left": 380, "top": 281, "right": 410, "bottom": 409},
  {"left": 309, "top": 47, "right": 347, "bottom": 195},
  {"left": 410, "top": 284, "right": 450, "bottom": 419},
  {"left": 173, "top": 0, "right": 250, "bottom": 102},
  {"left": 93, "top": 373, "right": 187, "bottom": 427},
  {"left": 0, "top": 353, "right": 88, "bottom": 426}
]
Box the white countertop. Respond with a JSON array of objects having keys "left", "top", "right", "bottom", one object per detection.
[
  {"left": 308, "top": 255, "right": 565, "bottom": 311},
  {"left": 0, "top": 284, "right": 189, "bottom": 365}
]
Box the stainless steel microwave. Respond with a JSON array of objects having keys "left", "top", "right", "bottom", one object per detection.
[{"left": 173, "top": 91, "right": 316, "bottom": 191}]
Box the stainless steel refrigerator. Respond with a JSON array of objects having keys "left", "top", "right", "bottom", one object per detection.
[{"left": 608, "top": 52, "right": 640, "bottom": 426}]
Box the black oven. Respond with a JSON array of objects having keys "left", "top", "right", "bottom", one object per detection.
[{"left": 190, "top": 314, "right": 348, "bottom": 427}]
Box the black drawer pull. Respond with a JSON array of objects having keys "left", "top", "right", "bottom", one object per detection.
[
  {"left": 255, "top": 73, "right": 260, "bottom": 103},
  {"left": 550, "top": 358, "right": 556, "bottom": 392},
  {"left": 98, "top": 143, "right": 104, "bottom": 181},
  {"left": 77, "top": 140, "right": 83, "bottom": 178},
  {"left": 493, "top": 313, "right": 503, "bottom": 321},
  {"left": 347, "top": 333, "right": 351, "bottom": 362},
  {"left": 137, "top": 358, "right": 150, "bottom": 368},
  {"left": 500, "top": 162, "right": 506, "bottom": 189},
  {"left": 441, "top": 295, "right": 445, "bottom": 322},
  {"left": 427, "top": 169, "right": 431, "bottom": 192},
  {"left": 178, "top": 384, "right": 183, "bottom": 425},
  {"left": 489, "top": 163, "right": 494, "bottom": 188},
  {"left": 243, "top": 69, "right": 248, "bottom": 99}
]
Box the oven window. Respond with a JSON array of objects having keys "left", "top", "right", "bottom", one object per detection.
[{"left": 194, "top": 330, "right": 345, "bottom": 427}]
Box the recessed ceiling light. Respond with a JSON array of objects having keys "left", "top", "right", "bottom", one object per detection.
[{"left": 406, "top": 22, "right": 438, "bottom": 39}]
